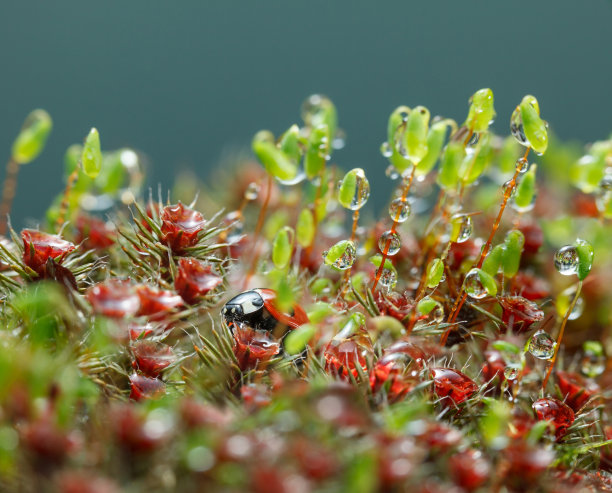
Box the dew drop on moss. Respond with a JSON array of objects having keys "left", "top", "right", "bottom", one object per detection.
[{"left": 528, "top": 330, "right": 556, "bottom": 360}]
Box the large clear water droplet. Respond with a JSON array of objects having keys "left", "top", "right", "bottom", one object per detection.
[
  {"left": 378, "top": 230, "right": 401, "bottom": 256},
  {"left": 554, "top": 246, "right": 579, "bottom": 276},
  {"left": 244, "top": 182, "right": 260, "bottom": 201},
  {"left": 510, "top": 107, "right": 529, "bottom": 147},
  {"left": 528, "top": 330, "right": 556, "bottom": 360},
  {"left": 450, "top": 214, "right": 473, "bottom": 243},
  {"left": 379, "top": 268, "right": 397, "bottom": 291},
  {"left": 388, "top": 198, "right": 411, "bottom": 223},
  {"left": 464, "top": 268, "right": 487, "bottom": 299},
  {"left": 504, "top": 364, "right": 520, "bottom": 381}
]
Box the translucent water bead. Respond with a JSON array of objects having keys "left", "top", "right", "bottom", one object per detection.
[
  {"left": 528, "top": 330, "right": 556, "bottom": 360},
  {"left": 464, "top": 268, "right": 487, "bottom": 299},
  {"left": 388, "top": 198, "right": 411, "bottom": 223},
  {"left": 553, "top": 246, "right": 579, "bottom": 276},
  {"left": 449, "top": 214, "right": 473, "bottom": 243},
  {"left": 378, "top": 231, "right": 401, "bottom": 256}
]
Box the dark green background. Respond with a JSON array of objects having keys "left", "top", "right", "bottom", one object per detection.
[{"left": 1, "top": 1, "right": 610, "bottom": 227}]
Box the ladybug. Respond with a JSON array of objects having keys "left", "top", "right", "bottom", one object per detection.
[{"left": 222, "top": 288, "right": 308, "bottom": 339}]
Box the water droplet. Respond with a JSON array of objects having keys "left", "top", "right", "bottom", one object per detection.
[
  {"left": 515, "top": 157, "right": 529, "bottom": 174},
  {"left": 554, "top": 246, "right": 579, "bottom": 276},
  {"left": 504, "top": 365, "right": 520, "bottom": 381},
  {"left": 379, "top": 268, "right": 397, "bottom": 291},
  {"left": 385, "top": 165, "right": 400, "bottom": 180},
  {"left": 450, "top": 214, "right": 473, "bottom": 243},
  {"left": 466, "top": 132, "right": 480, "bottom": 149},
  {"left": 510, "top": 107, "right": 529, "bottom": 147},
  {"left": 338, "top": 168, "right": 370, "bottom": 211},
  {"left": 380, "top": 141, "right": 393, "bottom": 158},
  {"left": 244, "top": 182, "right": 260, "bottom": 201},
  {"left": 378, "top": 230, "right": 401, "bottom": 256},
  {"left": 322, "top": 241, "right": 356, "bottom": 271},
  {"left": 277, "top": 169, "right": 306, "bottom": 186},
  {"left": 502, "top": 180, "right": 517, "bottom": 197},
  {"left": 301, "top": 94, "right": 332, "bottom": 128},
  {"left": 595, "top": 174, "right": 612, "bottom": 217},
  {"left": 464, "top": 268, "right": 487, "bottom": 299},
  {"left": 388, "top": 198, "right": 411, "bottom": 223},
  {"left": 528, "top": 330, "right": 556, "bottom": 360},
  {"left": 332, "top": 128, "right": 346, "bottom": 150}
]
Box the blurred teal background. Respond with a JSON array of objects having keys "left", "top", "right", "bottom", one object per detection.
[{"left": 0, "top": 0, "right": 610, "bottom": 227}]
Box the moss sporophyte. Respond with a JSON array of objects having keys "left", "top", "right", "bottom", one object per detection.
[{"left": 0, "top": 91, "right": 611, "bottom": 491}]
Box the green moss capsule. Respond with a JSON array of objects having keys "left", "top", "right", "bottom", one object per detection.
[
  {"left": 12, "top": 109, "right": 53, "bottom": 165},
  {"left": 501, "top": 230, "right": 525, "bottom": 278},
  {"left": 416, "top": 119, "right": 454, "bottom": 177},
  {"left": 513, "top": 164, "right": 537, "bottom": 212},
  {"left": 304, "top": 124, "right": 329, "bottom": 179},
  {"left": 252, "top": 131, "right": 298, "bottom": 182},
  {"left": 338, "top": 168, "right": 370, "bottom": 211},
  {"left": 426, "top": 258, "right": 444, "bottom": 289},
  {"left": 437, "top": 141, "right": 465, "bottom": 190},
  {"left": 575, "top": 238, "right": 594, "bottom": 281},
  {"left": 82, "top": 128, "right": 102, "bottom": 178},
  {"left": 465, "top": 88, "right": 496, "bottom": 133},
  {"left": 296, "top": 208, "right": 315, "bottom": 248},
  {"left": 401, "top": 106, "right": 430, "bottom": 165},
  {"left": 272, "top": 226, "right": 294, "bottom": 269}
]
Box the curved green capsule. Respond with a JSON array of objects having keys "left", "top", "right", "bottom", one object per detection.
[
  {"left": 402, "top": 105, "right": 430, "bottom": 165},
  {"left": 82, "top": 128, "right": 102, "bottom": 178},
  {"left": 296, "top": 208, "right": 315, "bottom": 248},
  {"left": 437, "top": 141, "right": 465, "bottom": 190},
  {"left": 284, "top": 324, "right": 316, "bottom": 355},
  {"left": 477, "top": 268, "right": 498, "bottom": 296},
  {"left": 279, "top": 124, "right": 302, "bottom": 165},
  {"left": 501, "top": 230, "right": 525, "bottom": 278},
  {"left": 416, "top": 119, "right": 454, "bottom": 176},
  {"left": 301, "top": 94, "right": 337, "bottom": 137},
  {"left": 12, "top": 109, "right": 53, "bottom": 165},
  {"left": 304, "top": 124, "right": 329, "bottom": 179},
  {"left": 252, "top": 131, "right": 298, "bottom": 182},
  {"left": 465, "top": 88, "right": 496, "bottom": 132},
  {"left": 272, "top": 226, "right": 294, "bottom": 269},
  {"left": 426, "top": 257, "right": 444, "bottom": 289},
  {"left": 417, "top": 296, "right": 439, "bottom": 315},
  {"left": 520, "top": 96, "right": 548, "bottom": 155},
  {"left": 514, "top": 164, "right": 537, "bottom": 210},
  {"left": 482, "top": 244, "right": 504, "bottom": 277},
  {"left": 575, "top": 238, "right": 594, "bottom": 281}
]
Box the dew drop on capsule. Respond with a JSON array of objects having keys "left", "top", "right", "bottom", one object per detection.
[
  {"left": 528, "top": 330, "right": 556, "bottom": 360},
  {"left": 553, "top": 245, "right": 579, "bottom": 276},
  {"left": 388, "top": 198, "right": 411, "bottom": 223},
  {"left": 504, "top": 365, "right": 520, "bottom": 381},
  {"left": 464, "top": 268, "right": 487, "bottom": 299},
  {"left": 581, "top": 353, "right": 605, "bottom": 378},
  {"left": 322, "top": 242, "right": 357, "bottom": 271},
  {"left": 385, "top": 165, "right": 400, "bottom": 180},
  {"left": 450, "top": 214, "right": 473, "bottom": 243},
  {"left": 341, "top": 168, "right": 370, "bottom": 211},
  {"left": 510, "top": 107, "right": 529, "bottom": 147},
  {"left": 379, "top": 268, "right": 397, "bottom": 290},
  {"left": 378, "top": 230, "right": 401, "bottom": 256},
  {"left": 556, "top": 285, "right": 584, "bottom": 321},
  {"left": 244, "top": 182, "right": 260, "bottom": 201},
  {"left": 380, "top": 141, "right": 393, "bottom": 158}
]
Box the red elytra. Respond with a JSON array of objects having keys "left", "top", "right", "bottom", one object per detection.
[
  {"left": 131, "top": 340, "right": 175, "bottom": 378},
  {"left": 430, "top": 367, "right": 478, "bottom": 406},
  {"left": 232, "top": 324, "right": 280, "bottom": 371},
  {"left": 449, "top": 449, "right": 490, "bottom": 492},
  {"left": 174, "top": 257, "right": 223, "bottom": 304},
  {"left": 87, "top": 279, "right": 140, "bottom": 318},
  {"left": 498, "top": 296, "right": 544, "bottom": 334},
  {"left": 128, "top": 373, "right": 166, "bottom": 401},
  {"left": 135, "top": 284, "right": 183, "bottom": 320},
  {"left": 21, "top": 229, "right": 76, "bottom": 276},
  {"left": 160, "top": 202, "right": 206, "bottom": 252},
  {"left": 532, "top": 397, "right": 575, "bottom": 440},
  {"left": 556, "top": 370, "right": 599, "bottom": 413},
  {"left": 256, "top": 288, "right": 309, "bottom": 329}
]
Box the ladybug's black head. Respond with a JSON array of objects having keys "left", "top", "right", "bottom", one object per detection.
[{"left": 222, "top": 290, "right": 267, "bottom": 329}]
